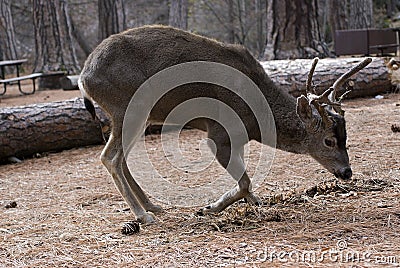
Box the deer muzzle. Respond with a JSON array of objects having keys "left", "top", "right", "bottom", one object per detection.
[{"left": 334, "top": 166, "right": 353, "bottom": 180}]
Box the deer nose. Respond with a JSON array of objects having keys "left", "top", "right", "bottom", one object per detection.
[{"left": 337, "top": 167, "right": 352, "bottom": 180}]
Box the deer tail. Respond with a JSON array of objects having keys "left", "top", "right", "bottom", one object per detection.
[
  {"left": 83, "top": 97, "right": 96, "bottom": 120},
  {"left": 78, "top": 76, "right": 97, "bottom": 120}
]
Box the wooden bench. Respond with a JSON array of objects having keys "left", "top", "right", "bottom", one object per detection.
[
  {"left": 369, "top": 43, "right": 400, "bottom": 56},
  {"left": 335, "top": 28, "right": 399, "bottom": 56},
  {"left": 0, "top": 71, "right": 65, "bottom": 95}
]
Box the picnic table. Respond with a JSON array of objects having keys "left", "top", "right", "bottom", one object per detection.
[
  {"left": 0, "top": 59, "right": 64, "bottom": 95},
  {"left": 0, "top": 59, "right": 29, "bottom": 95},
  {"left": 0, "top": 59, "right": 27, "bottom": 79}
]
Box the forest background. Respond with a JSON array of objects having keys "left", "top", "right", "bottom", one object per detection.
[{"left": 0, "top": 0, "right": 398, "bottom": 75}]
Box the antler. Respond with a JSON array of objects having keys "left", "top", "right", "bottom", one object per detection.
[
  {"left": 330, "top": 57, "right": 372, "bottom": 101},
  {"left": 305, "top": 58, "right": 338, "bottom": 109},
  {"left": 304, "top": 57, "right": 372, "bottom": 127},
  {"left": 304, "top": 57, "right": 334, "bottom": 128},
  {"left": 306, "top": 57, "right": 319, "bottom": 94}
]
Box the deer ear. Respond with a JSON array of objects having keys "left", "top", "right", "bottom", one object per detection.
[{"left": 296, "top": 95, "right": 313, "bottom": 123}]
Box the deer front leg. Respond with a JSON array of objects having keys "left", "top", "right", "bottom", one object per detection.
[
  {"left": 238, "top": 147, "right": 262, "bottom": 206},
  {"left": 101, "top": 133, "right": 156, "bottom": 224},
  {"left": 201, "top": 172, "right": 252, "bottom": 214},
  {"left": 200, "top": 142, "right": 261, "bottom": 214}
]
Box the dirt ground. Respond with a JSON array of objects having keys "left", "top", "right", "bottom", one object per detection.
[{"left": 0, "top": 84, "right": 400, "bottom": 267}]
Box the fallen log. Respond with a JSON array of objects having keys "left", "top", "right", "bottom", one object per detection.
[
  {"left": 0, "top": 57, "right": 396, "bottom": 162},
  {"left": 0, "top": 98, "right": 110, "bottom": 161},
  {"left": 261, "top": 57, "right": 395, "bottom": 98}
]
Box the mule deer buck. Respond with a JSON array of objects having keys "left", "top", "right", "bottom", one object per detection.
[{"left": 79, "top": 25, "right": 371, "bottom": 224}]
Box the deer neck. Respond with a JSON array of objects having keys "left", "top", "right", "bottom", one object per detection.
[
  {"left": 274, "top": 97, "right": 308, "bottom": 154},
  {"left": 259, "top": 79, "right": 309, "bottom": 154}
]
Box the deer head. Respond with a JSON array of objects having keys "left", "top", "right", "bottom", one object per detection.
[{"left": 296, "top": 57, "right": 372, "bottom": 180}]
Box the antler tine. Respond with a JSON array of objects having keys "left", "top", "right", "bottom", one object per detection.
[
  {"left": 330, "top": 57, "right": 372, "bottom": 100},
  {"left": 306, "top": 57, "right": 319, "bottom": 94},
  {"left": 308, "top": 57, "right": 371, "bottom": 121}
]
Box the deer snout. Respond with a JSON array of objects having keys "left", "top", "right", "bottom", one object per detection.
[{"left": 334, "top": 167, "right": 352, "bottom": 180}]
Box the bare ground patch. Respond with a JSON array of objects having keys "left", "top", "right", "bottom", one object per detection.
[{"left": 0, "top": 90, "right": 399, "bottom": 267}]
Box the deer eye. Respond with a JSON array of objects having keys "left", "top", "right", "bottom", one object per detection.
[{"left": 324, "top": 137, "right": 337, "bottom": 148}]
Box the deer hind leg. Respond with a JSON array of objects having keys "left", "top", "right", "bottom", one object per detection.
[
  {"left": 101, "top": 125, "right": 156, "bottom": 223},
  {"left": 122, "top": 159, "right": 163, "bottom": 213},
  {"left": 121, "top": 122, "right": 162, "bottom": 213},
  {"left": 201, "top": 136, "right": 261, "bottom": 214}
]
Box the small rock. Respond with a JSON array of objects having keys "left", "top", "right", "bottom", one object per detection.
[
  {"left": 305, "top": 186, "right": 318, "bottom": 197},
  {"left": 339, "top": 191, "right": 357, "bottom": 198},
  {"left": 239, "top": 242, "right": 248, "bottom": 248},
  {"left": 7, "top": 156, "right": 22, "bottom": 163},
  {"left": 5, "top": 201, "right": 17, "bottom": 209},
  {"left": 59, "top": 232, "right": 76, "bottom": 242},
  {"left": 377, "top": 203, "right": 392, "bottom": 208},
  {"left": 374, "top": 95, "right": 384, "bottom": 100}
]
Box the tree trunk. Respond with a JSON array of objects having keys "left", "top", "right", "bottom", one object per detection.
[
  {"left": 263, "top": 0, "right": 322, "bottom": 60},
  {"left": 0, "top": 58, "right": 393, "bottom": 161},
  {"left": 255, "top": 0, "right": 265, "bottom": 56},
  {"left": 0, "top": 98, "right": 110, "bottom": 161},
  {"left": 33, "top": 0, "right": 80, "bottom": 74},
  {"left": 0, "top": 0, "right": 18, "bottom": 60},
  {"left": 227, "top": 0, "right": 235, "bottom": 43},
  {"left": 168, "top": 0, "right": 188, "bottom": 29},
  {"left": 70, "top": 14, "right": 92, "bottom": 57},
  {"left": 327, "top": 0, "right": 373, "bottom": 57},
  {"left": 348, "top": 0, "right": 373, "bottom": 29},
  {"left": 322, "top": 0, "right": 373, "bottom": 46},
  {"left": 98, "top": 0, "right": 126, "bottom": 42},
  {"left": 327, "top": 0, "right": 348, "bottom": 37},
  {"left": 261, "top": 57, "right": 392, "bottom": 98},
  {"left": 386, "top": 0, "right": 397, "bottom": 18}
]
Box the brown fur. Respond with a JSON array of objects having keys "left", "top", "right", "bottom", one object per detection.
[{"left": 79, "top": 25, "right": 353, "bottom": 223}]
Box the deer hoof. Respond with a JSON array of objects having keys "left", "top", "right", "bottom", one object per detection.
[
  {"left": 245, "top": 192, "right": 263, "bottom": 206},
  {"left": 197, "top": 204, "right": 220, "bottom": 216},
  {"left": 137, "top": 212, "right": 157, "bottom": 224},
  {"left": 145, "top": 204, "right": 164, "bottom": 213}
]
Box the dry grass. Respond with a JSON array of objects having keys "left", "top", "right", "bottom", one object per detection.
[{"left": 0, "top": 89, "right": 399, "bottom": 267}]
